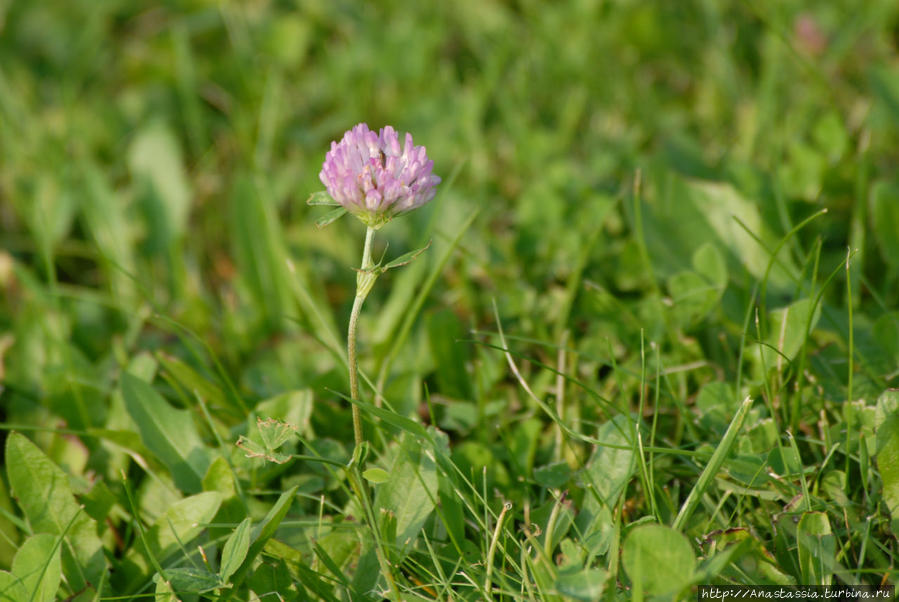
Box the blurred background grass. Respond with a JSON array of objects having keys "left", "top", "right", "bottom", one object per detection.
[
  {"left": 1, "top": 0, "right": 899, "bottom": 588},
  {"left": 3, "top": 0, "right": 898, "bottom": 394}
]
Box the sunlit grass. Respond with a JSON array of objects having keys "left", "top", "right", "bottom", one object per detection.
[{"left": 1, "top": 1, "right": 898, "bottom": 599}]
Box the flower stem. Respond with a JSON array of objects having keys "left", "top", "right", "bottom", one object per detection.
[{"left": 348, "top": 226, "right": 377, "bottom": 447}]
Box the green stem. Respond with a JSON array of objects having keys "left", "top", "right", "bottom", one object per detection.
[{"left": 348, "top": 226, "right": 377, "bottom": 448}]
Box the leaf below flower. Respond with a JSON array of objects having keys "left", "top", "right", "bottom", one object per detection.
[
  {"left": 315, "top": 207, "right": 347, "bottom": 229},
  {"left": 307, "top": 191, "right": 339, "bottom": 206},
  {"left": 382, "top": 240, "right": 432, "bottom": 271}
]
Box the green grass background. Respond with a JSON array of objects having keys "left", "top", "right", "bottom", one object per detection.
[{"left": 1, "top": 0, "right": 899, "bottom": 599}]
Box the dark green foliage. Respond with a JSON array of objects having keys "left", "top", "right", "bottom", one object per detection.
[{"left": 1, "top": 0, "right": 898, "bottom": 599}]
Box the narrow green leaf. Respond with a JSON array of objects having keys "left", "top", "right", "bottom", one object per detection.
[
  {"left": 346, "top": 396, "right": 431, "bottom": 440},
  {"left": 223, "top": 486, "right": 298, "bottom": 599},
  {"left": 219, "top": 518, "right": 252, "bottom": 583},
  {"left": 673, "top": 397, "right": 754, "bottom": 531},
  {"left": 306, "top": 190, "right": 339, "bottom": 206},
  {"left": 382, "top": 240, "right": 431, "bottom": 271},
  {"left": 315, "top": 207, "right": 347, "bottom": 229}
]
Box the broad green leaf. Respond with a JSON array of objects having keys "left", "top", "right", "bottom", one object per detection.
[
  {"left": 81, "top": 480, "right": 117, "bottom": 523},
  {"left": 819, "top": 471, "right": 851, "bottom": 508},
  {"left": 692, "top": 241, "right": 727, "bottom": 288},
  {"left": 689, "top": 180, "right": 796, "bottom": 285},
  {"left": 622, "top": 524, "right": 695, "bottom": 598},
  {"left": 812, "top": 111, "right": 848, "bottom": 162},
  {"left": 121, "top": 372, "right": 212, "bottom": 492},
  {"left": 753, "top": 298, "right": 821, "bottom": 371},
  {"left": 362, "top": 467, "right": 390, "bottom": 484},
  {"left": 247, "top": 558, "right": 299, "bottom": 601},
  {"left": 154, "top": 576, "right": 178, "bottom": 602},
  {"left": 695, "top": 536, "right": 753, "bottom": 582},
  {"left": 219, "top": 518, "right": 252, "bottom": 583},
  {"left": 534, "top": 461, "right": 572, "bottom": 489},
  {"left": 780, "top": 140, "right": 826, "bottom": 200},
  {"left": 696, "top": 382, "right": 736, "bottom": 434},
  {"left": 312, "top": 537, "right": 356, "bottom": 593},
  {"left": 699, "top": 528, "right": 794, "bottom": 585},
  {"left": 256, "top": 389, "right": 314, "bottom": 435},
  {"left": 796, "top": 512, "right": 835, "bottom": 585},
  {"left": 0, "top": 477, "right": 18, "bottom": 567},
  {"left": 203, "top": 456, "right": 237, "bottom": 497},
  {"left": 668, "top": 242, "right": 727, "bottom": 326},
  {"left": 578, "top": 415, "right": 635, "bottom": 540},
  {"left": 0, "top": 572, "right": 26, "bottom": 602},
  {"left": 641, "top": 177, "right": 796, "bottom": 288},
  {"left": 5, "top": 433, "right": 107, "bottom": 590},
  {"left": 122, "top": 491, "right": 225, "bottom": 591},
  {"left": 11, "top": 534, "right": 61, "bottom": 602},
  {"left": 875, "top": 389, "right": 899, "bottom": 536},
  {"left": 128, "top": 121, "right": 191, "bottom": 243},
  {"left": 535, "top": 496, "right": 575, "bottom": 554},
  {"left": 869, "top": 182, "right": 899, "bottom": 268},
  {"left": 667, "top": 270, "right": 718, "bottom": 326},
  {"left": 375, "top": 433, "right": 438, "bottom": 557},
  {"left": 141, "top": 491, "right": 222, "bottom": 562},
  {"left": 154, "top": 567, "right": 220, "bottom": 594},
  {"left": 555, "top": 567, "right": 607, "bottom": 601},
  {"left": 452, "top": 441, "right": 510, "bottom": 491}
]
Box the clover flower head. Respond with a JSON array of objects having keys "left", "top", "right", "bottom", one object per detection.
[{"left": 319, "top": 123, "right": 441, "bottom": 228}]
